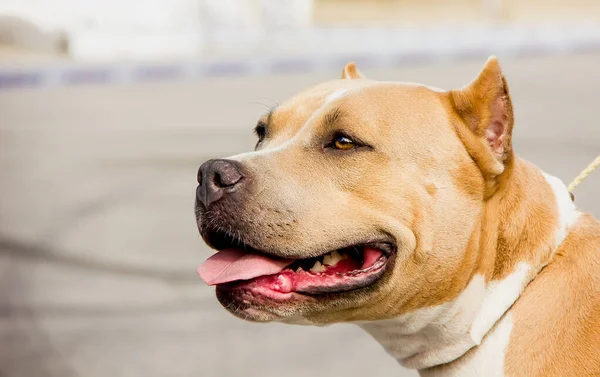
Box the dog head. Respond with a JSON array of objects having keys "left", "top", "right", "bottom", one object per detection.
[{"left": 195, "top": 58, "right": 514, "bottom": 325}]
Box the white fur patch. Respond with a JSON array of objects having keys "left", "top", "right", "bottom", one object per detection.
[
  {"left": 229, "top": 137, "right": 294, "bottom": 161},
  {"left": 542, "top": 172, "right": 581, "bottom": 250},
  {"left": 469, "top": 262, "right": 530, "bottom": 343},
  {"left": 360, "top": 274, "right": 486, "bottom": 370},
  {"left": 399, "top": 82, "right": 446, "bottom": 93},
  {"left": 360, "top": 264, "right": 530, "bottom": 372},
  {"left": 421, "top": 313, "right": 514, "bottom": 377},
  {"left": 325, "top": 88, "right": 350, "bottom": 104}
]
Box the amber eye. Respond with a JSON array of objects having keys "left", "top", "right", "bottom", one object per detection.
[{"left": 333, "top": 135, "right": 356, "bottom": 150}]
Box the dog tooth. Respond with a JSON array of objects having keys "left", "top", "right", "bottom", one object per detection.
[
  {"left": 310, "top": 261, "right": 326, "bottom": 273},
  {"left": 324, "top": 251, "right": 343, "bottom": 266},
  {"left": 295, "top": 267, "right": 303, "bottom": 273}
]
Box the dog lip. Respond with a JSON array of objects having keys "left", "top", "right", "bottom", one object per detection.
[
  {"left": 201, "top": 225, "right": 396, "bottom": 260},
  {"left": 286, "top": 240, "right": 396, "bottom": 260}
]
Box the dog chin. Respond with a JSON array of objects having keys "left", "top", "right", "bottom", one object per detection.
[{"left": 215, "top": 286, "right": 311, "bottom": 322}]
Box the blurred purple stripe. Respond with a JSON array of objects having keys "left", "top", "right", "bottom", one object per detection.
[
  {"left": 565, "top": 40, "right": 600, "bottom": 54},
  {"left": 203, "top": 61, "right": 252, "bottom": 76},
  {"left": 1, "top": 41, "right": 600, "bottom": 90},
  {"left": 393, "top": 52, "right": 438, "bottom": 66},
  {"left": 133, "top": 65, "right": 185, "bottom": 80},
  {"left": 268, "top": 58, "right": 314, "bottom": 73},
  {"left": 332, "top": 55, "right": 375, "bottom": 69},
  {"left": 62, "top": 68, "right": 113, "bottom": 84},
  {"left": 512, "top": 44, "right": 556, "bottom": 58},
  {"left": 451, "top": 48, "right": 494, "bottom": 61},
  {"left": 0, "top": 71, "right": 43, "bottom": 88}
]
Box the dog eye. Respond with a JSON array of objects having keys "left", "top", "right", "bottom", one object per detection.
[
  {"left": 254, "top": 122, "right": 267, "bottom": 144},
  {"left": 332, "top": 135, "right": 356, "bottom": 150}
]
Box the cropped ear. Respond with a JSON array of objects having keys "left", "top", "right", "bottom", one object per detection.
[
  {"left": 449, "top": 56, "right": 514, "bottom": 178},
  {"left": 341, "top": 62, "right": 365, "bottom": 79}
]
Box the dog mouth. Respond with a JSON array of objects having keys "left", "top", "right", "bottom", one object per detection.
[{"left": 197, "top": 230, "right": 395, "bottom": 296}]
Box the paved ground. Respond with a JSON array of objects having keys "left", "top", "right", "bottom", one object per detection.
[{"left": 0, "top": 53, "right": 599, "bottom": 377}]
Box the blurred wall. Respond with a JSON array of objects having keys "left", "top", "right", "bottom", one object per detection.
[
  {"left": 1, "top": 0, "right": 600, "bottom": 61},
  {"left": 314, "top": 0, "right": 600, "bottom": 24},
  {"left": 0, "top": 0, "right": 312, "bottom": 60}
]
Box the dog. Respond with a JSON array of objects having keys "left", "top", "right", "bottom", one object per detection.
[{"left": 194, "top": 57, "right": 600, "bottom": 376}]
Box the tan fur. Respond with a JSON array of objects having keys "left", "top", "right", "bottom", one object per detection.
[
  {"left": 207, "top": 57, "right": 600, "bottom": 376},
  {"left": 505, "top": 213, "right": 600, "bottom": 376},
  {"left": 341, "top": 62, "right": 365, "bottom": 79}
]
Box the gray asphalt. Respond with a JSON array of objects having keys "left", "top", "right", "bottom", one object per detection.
[{"left": 1, "top": 53, "right": 599, "bottom": 377}]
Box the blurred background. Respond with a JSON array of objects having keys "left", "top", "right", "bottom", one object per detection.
[{"left": 0, "top": 1, "right": 599, "bottom": 376}]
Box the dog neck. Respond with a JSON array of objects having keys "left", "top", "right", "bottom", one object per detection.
[{"left": 359, "top": 157, "right": 580, "bottom": 373}]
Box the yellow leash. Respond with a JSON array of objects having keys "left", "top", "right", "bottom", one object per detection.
[{"left": 568, "top": 155, "right": 600, "bottom": 193}]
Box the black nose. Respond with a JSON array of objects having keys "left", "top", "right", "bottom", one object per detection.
[{"left": 196, "top": 159, "right": 245, "bottom": 207}]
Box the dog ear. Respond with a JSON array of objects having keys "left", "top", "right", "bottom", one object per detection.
[
  {"left": 341, "top": 62, "right": 365, "bottom": 79},
  {"left": 450, "top": 56, "right": 514, "bottom": 176}
]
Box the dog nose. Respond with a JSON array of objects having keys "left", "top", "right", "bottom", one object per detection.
[{"left": 196, "top": 159, "right": 245, "bottom": 207}]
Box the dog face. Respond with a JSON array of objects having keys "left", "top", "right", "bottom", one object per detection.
[{"left": 195, "top": 59, "right": 513, "bottom": 325}]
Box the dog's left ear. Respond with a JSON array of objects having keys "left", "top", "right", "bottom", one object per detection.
[
  {"left": 450, "top": 56, "right": 514, "bottom": 178},
  {"left": 341, "top": 62, "right": 365, "bottom": 79}
]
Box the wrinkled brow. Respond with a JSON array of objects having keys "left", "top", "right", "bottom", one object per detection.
[{"left": 322, "top": 107, "right": 343, "bottom": 129}]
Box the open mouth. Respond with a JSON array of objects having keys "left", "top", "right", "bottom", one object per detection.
[{"left": 197, "top": 230, "right": 394, "bottom": 296}]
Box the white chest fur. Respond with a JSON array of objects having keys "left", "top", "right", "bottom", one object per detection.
[
  {"left": 359, "top": 263, "right": 531, "bottom": 373},
  {"left": 359, "top": 275, "right": 487, "bottom": 370},
  {"left": 420, "top": 314, "right": 514, "bottom": 377}
]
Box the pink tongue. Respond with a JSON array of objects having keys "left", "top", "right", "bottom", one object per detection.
[
  {"left": 361, "top": 247, "right": 383, "bottom": 269},
  {"left": 197, "top": 248, "right": 293, "bottom": 285}
]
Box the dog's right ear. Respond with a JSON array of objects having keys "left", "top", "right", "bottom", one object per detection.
[
  {"left": 449, "top": 56, "right": 514, "bottom": 195},
  {"left": 341, "top": 62, "right": 365, "bottom": 79}
]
